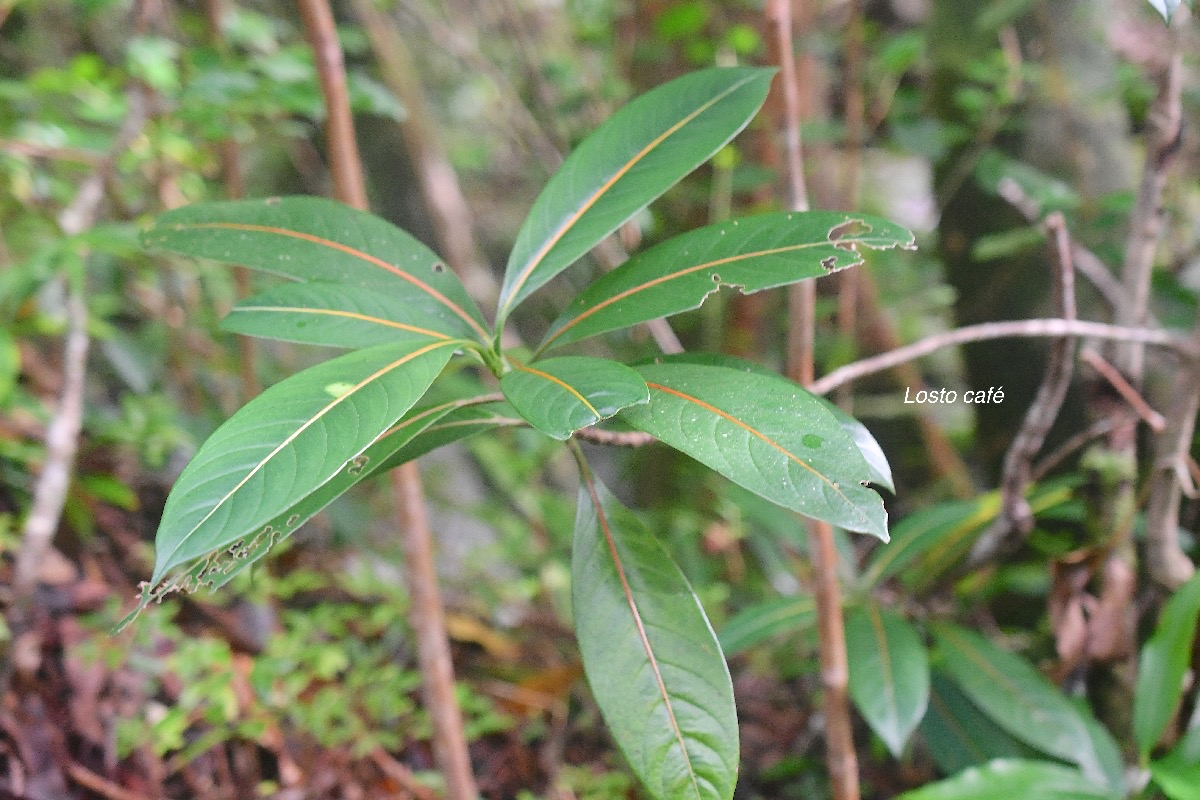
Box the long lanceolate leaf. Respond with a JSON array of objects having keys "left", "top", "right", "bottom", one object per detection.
[
  {"left": 496, "top": 67, "right": 775, "bottom": 327},
  {"left": 145, "top": 339, "right": 457, "bottom": 598},
  {"left": 845, "top": 605, "right": 929, "bottom": 758},
  {"left": 619, "top": 362, "right": 888, "bottom": 539},
  {"left": 144, "top": 197, "right": 490, "bottom": 343},
  {"left": 1134, "top": 571, "right": 1200, "bottom": 755},
  {"left": 540, "top": 212, "right": 914, "bottom": 352},
  {"left": 933, "top": 624, "right": 1123, "bottom": 791},
  {"left": 572, "top": 455, "right": 738, "bottom": 800}
]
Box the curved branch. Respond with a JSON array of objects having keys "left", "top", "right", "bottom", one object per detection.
[{"left": 810, "top": 320, "right": 1190, "bottom": 397}]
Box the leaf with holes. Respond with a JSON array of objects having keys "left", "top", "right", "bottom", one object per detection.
[
  {"left": 144, "top": 196, "right": 490, "bottom": 342},
  {"left": 539, "top": 212, "right": 913, "bottom": 352},
  {"left": 145, "top": 339, "right": 457, "bottom": 595},
  {"left": 573, "top": 462, "right": 738, "bottom": 800},
  {"left": 135, "top": 393, "right": 470, "bottom": 611},
  {"left": 846, "top": 605, "right": 929, "bottom": 758},
  {"left": 496, "top": 66, "right": 774, "bottom": 326},
  {"left": 224, "top": 281, "right": 459, "bottom": 348},
  {"left": 618, "top": 362, "right": 887, "bottom": 539},
  {"left": 501, "top": 356, "right": 649, "bottom": 440}
]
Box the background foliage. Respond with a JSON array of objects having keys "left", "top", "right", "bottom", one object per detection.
[{"left": 1, "top": 1, "right": 1199, "bottom": 799}]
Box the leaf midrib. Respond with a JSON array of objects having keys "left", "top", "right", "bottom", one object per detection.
[
  {"left": 939, "top": 627, "right": 1082, "bottom": 757},
  {"left": 581, "top": 470, "right": 703, "bottom": 800},
  {"left": 541, "top": 239, "right": 835, "bottom": 352},
  {"left": 231, "top": 305, "right": 453, "bottom": 341},
  {"left": 868, "top": 607, "right": 900, "bottom": 731},
  {"left": 174, "top": 221, "right": 489, "bottom": 341}
]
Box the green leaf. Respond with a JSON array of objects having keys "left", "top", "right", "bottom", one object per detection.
[
  {"left": 572, "top": 460, "right": 738, "bottom": 800},
  {"left": 501, "top": 356, "right": 649, "bottom": 440},
  {"left": 166, "top": 395, "right": 468, "bottom": 598},
  {"left": 919, "top": 670, "right": 1044, "bottom": 775},
  {"left": 819, "top": 398, "right": 894, "bottom": 494},
  {"left": 862, "top": 480, "right": 1075, "bottom": 589},
  {"left": 148, "top": 339, "right": 457, "bottom": 591},
  {"left": 933, "top": 624, "right": 1121, "bottom": 789},
  {"left": 0, "top": 328, "right": 18, "bottom": 405},
  {"left": 224, "top": 281, "right": 458, "bottom": 348},
  {"left": 863, "top": 496, "right": 999, "bottom": 588},
  {"left": 1150, "top": 723, "right": 1200, "bottom": 800},
  {"left": 630, "top": 352, "right": 893, "bottom": 494},
  {"left": 718, "top": 595, "right": 816, "bottom": 656},
  {"left": 497, "top": 67, "right": 774, "bottom": 326},
  {"left": 618, "top": 362, "right": 887, "bottom": 539},
  {"left": 143, "top": 197, "right": 490, "bottom": 342},
  {"left": 846, "top": 605, "right": 929, "bottom": 758},
  {"left": 897, "top": 760, "right": 1118, "bottom": 800},
  {"left": 1134, "top": 571, "right": 1200, "bottom": 755},
  {"left": 540, "top": 212, "right": 913, "bottom": 352}
]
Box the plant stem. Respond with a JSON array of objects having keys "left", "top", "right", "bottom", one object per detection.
[
  {"left": 768, "top": 1, "right": 860, "bottom": 797},
  {"left": 809, "top": 320, "right": 1189, "bottom": 397},
  {"left": 297, "top": 1, "right": 479, "bottom": 796}
]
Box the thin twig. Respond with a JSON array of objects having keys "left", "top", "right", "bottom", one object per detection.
[
  {"left": 1121, "top": 8, "right": 1190, "bottom": 589},
  {"left": 769, "top": 0, "right": 859, "bottom": 797},
  {"left": 8, "top": 86, "right": 148, "bottom": 672},
  {"left": 1144, "top": 320, "right": 1200, "bottom": 588},
  {"left": 810, "top": 320, "right": 1188, "bottom": 397},
  {"left": 1079, "top": 349, "right": 1165, "bottom": 432},
  {"left": 0, "top": 139, "right": 103, "bottom": 164},
  {"left": 65, "top": 761, "right": 153, "bottom": 800},
  {"left": 1116, "top": 10, "right": 1186, "bottom": 382},
  {"left": 994, "top": 176, "right": 1126, "bottom": 313},
  {"left": 573, "top": 427, "right": 656, "bottom": 447},
  {"left": 12, "top": 292, "right": 88, "bottom": 600},
  {"left": 297, "top": 1, "right": 479, "bottom": 797},
  {"left": 298, "top": 0, "right": 366, "bottom": 208},
  {"left": 970, "top": 213, "right": 1077, "bottom": 564},
  {"left": 1030, "top": 419, "right": 1116, "bottom": 482}
]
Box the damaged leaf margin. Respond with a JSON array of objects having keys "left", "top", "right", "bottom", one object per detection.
[{"left": 538, "top": 211, "right": 915, "bottom": 353}]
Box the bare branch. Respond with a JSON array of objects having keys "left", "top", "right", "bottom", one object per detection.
[
  {"left": 297, "top": 2, "right": 479, "bottom": 796},
  {"left": 770, "top": 0, "right": 858, "bottom": 796},
  {"left": 1144, "top": 321, "right": 1200, "bottom": 588},
  {"left": 350, "top": 0, "right": 500, "bottom": 308},
  {"left": 970, "top": 213, "right": 1077, "bottom": 564},
  {"left": 1116, "top": 10, "right": 1186, "bottom": 381},
  {"left": 297, "top": 0, "right": 366, "bottom": 209},
  {"left": 1080, "top": 349, "right": 1165, "bottom": 432},
  {"left": 573, "top": 427, "right": 656, "bottom": 447},
  {"left": 11, "top": 85, "right": 148, "bottom": 631},
  {"left": 810, "top": 320, "right": 1189, "bottom": 397}
]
